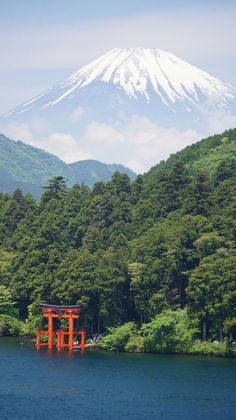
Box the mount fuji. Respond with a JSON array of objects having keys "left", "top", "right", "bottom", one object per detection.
[{"left": 1, "top": 48, "right": 236, "bottom": 172}]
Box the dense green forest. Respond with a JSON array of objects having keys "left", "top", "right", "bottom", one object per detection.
[{"left": 0, "top": 129, "right": 235, "bottom": 355}]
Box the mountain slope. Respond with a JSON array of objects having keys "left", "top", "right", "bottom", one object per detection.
[
  {"left": 1, "top": 48, "right": 235, "bottom": 173},
  {"left": 0, "top": 134, "right": 136, "bottom": 197},
  {"left": 145, "top": 128, "right": 236, "bottom": 183},
  {"left": 70, "top": 160, "right": 136, "bottom": 186},
  {"left": 2, "top": 48, "right": 234, "bottom": 116},
  {"left": 0, "top": 134, "right": 75, "bottom": 183},
  {"left": 1, "top": 128, "right": 235, "bottom": 346}
]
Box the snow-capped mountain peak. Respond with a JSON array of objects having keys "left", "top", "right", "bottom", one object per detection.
[
  {"left": 2, "top": 48, "right": 234, "bottom": 119},
  {"left": 1, "top": 47, "right": 236, "bottom": 175},
  {"left": 56, "top": 47, "right": 234, "bottom": 106}
]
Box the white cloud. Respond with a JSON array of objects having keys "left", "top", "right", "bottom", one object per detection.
[
  {"left": 0, "top": 120, "right": 92, "bottom": 163},
  {"left": 5, "top": 122, "right": 34, "bottom": 144},
  {"left": 1, "top": 2, "right": 235, "bottom": 175},
  {"left": 1, "top": 109, "right": 235, "bottom": 174},
  {"left": 85, "top": 121, "right": 124, "bottom": 144},
  {"left": 0, "top": 114, "right": 199, "bottom": 173},
  {"left": 46, "top": 132, "right": 91, "bottom": 162},
  {"left": 82, "top": 116, "right": 199, "bottom": 172},
  {"left": 203, "top": 110, "right": 236, "bottom": 134},
  {"left": 69, "top": 106, "right": 84, "bottom": 122},
  {"left": 1, "top": 119, "right": 50, "bottom": 146}
]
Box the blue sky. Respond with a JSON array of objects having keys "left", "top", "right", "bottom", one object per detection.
[
  {"left": 2, "top": 1, "right": 231, "bottom": 24},
  {"left": 1, "top": 0, "right": 236, "bottom": 114},
  {"left": 0, "top": 0, "right": 236, "bottom": 171}
]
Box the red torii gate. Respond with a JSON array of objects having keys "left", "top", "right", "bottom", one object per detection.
[{"left": 36, "top": 304, "right": 86, "bottom": 351}]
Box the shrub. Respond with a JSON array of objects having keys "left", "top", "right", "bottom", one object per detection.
[
  {"left": 0, "top": 315, "right": 21, "bottom": 336},
  {"left": 141, "top": 309, "right": 198, "bottom": 353},
  {"left": 125, "top": 335, "right": 144, "bottom": 352},
  {"left": 190, "top": 340, "right": 236, "bottom": 357},
  {"left": 99, "top": 322, "right": 136, "bottom": 351},
  {"left": 22, "top": 316, "right": 42, "bottom": 336}
]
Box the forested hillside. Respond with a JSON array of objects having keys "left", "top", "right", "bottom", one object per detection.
[
  {"left": 0, "top": 134, "right": 136, "bottom": 197},
  {"left": 146, "top": 129, "right": 236, "bottom": 179},
  {"left": 0, "top": 129, "right": 235, "bottom": 353}
]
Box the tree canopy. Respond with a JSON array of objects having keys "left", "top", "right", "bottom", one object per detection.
[{"left": 0, "top": 129, "right": 235, "bottom": 344}]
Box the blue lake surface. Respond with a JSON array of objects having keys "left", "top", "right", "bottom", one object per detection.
[{"left": 0, "top": 337, "right": 236, "bottom": 420}]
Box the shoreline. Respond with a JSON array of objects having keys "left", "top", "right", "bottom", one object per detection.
[{"left": 1, "top": 336, "right": 235, "bottom": 358}]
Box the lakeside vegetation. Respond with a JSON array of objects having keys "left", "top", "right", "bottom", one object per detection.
[
  {"left": 0, "top": 129, "right": 236, "bottom": 356},
  {"left": 99, "top": 310, "right": 236, "bottom": 357}
]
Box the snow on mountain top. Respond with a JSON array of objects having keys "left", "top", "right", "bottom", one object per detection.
[
  {"left": 60, "top": 47, "right": 234, "bottom": 105},
  {"left": 2, "top": 48, "right": 235, "bottom": 118}
]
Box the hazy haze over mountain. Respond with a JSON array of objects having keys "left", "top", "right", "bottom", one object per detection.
[
  {"left": 1, "top": 1, "right": 236, "bottom": 173},
  {"left": 0, "top": 133, "right": 136, "bottom": 198},
  {"left": 1, "top": 47, "right": 235, "bottom": 173}
]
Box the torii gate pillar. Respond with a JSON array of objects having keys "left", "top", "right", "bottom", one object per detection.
[{"left": 36, "top": 304, "right": 86, "bottom": 351}]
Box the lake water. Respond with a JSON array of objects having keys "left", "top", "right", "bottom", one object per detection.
[{"left": 0, "top": 338, "right": 235, "bottom": 420}]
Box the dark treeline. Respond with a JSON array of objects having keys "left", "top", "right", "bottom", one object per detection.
[{"left": 0, "top": 129, "right": 235, "bottom": 345}]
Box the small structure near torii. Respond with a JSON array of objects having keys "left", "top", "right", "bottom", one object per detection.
[{"left": 36, "top": 303, "right": 86, "bottom": 351}]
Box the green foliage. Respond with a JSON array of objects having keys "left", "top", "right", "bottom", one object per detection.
[
  {"left": 194, "top": 233, "right": 225, "bottom": 257},
  {"left": 42, "top": 176, "right": 68, "bottom": 201},
  {"left": 0, "top": 134, "right": 136, "bottom": 198},
  {"left": 100, "top": 322, "right": 137, "bottom": 351},
  {"left": 0, "top": 248, "right": 15, "bottom": 286},
  {"left": 186, "top": 252, "right": 236, "bottom": 341},
  {"left": 220, "top": 136, "right": 230, "bottom": 144},
  {"left": 99, "top": 309, "right": 198, "bottom": 354},
  {"left": 141, "top": 309, "right": 198, "bottom": 353},
  {"left": 0, "top": 314, "right": 21, "bottom": 336},
  {"left": 189, "top": 340, "right": 235, "bottom": 357},
  {"left": 0, "top": 285, "right": 18, "bottom": 316},
  {"left": 125, "top": 335, "right": 145, "bottom": 352},
  {"left": 147, "top": 129, "right": 236, "bottom": 179},
  {"left": 0, "top": 128, "right": 235, "bottom": 355}
]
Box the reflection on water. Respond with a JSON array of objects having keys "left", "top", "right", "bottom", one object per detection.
[{"left": 0, "top": 337, "right": 236, "bottom": 420}]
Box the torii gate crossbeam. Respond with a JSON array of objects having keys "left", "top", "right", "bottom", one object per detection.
[{"left": 36, "top": 304, "right": 86, "bottom": 351}]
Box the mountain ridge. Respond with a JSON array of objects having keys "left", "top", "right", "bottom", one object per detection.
[
  {"left": 1, "top": 128, "right": 235, "bottom": 349},
  {"left": 2, "top": 48, "right": 234, "bottom": 117},
  {"left": 145, "top": 128, "right": 236, "bottom": 179},
  {"left": 0, "top": 133, "right": 136, "bottom": 198},
  {"left": 1, "top": 48, "right": 235, "bottom": 173}
]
